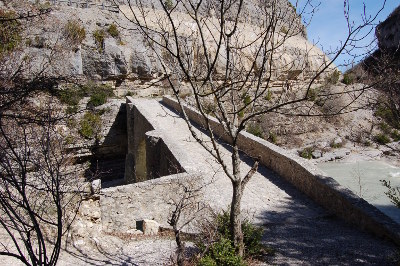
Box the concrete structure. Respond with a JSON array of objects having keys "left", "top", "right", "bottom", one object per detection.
[{"left": 100, "top": 95, "right": 400, "bottom": 246}]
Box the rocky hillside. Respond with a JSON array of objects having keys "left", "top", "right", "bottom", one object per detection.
[
  {"left": 376, "top": 5, "right": 400, "bottom": 52},
  {"left": 9, "top": 0, "right": 332, "bottom": 88}
]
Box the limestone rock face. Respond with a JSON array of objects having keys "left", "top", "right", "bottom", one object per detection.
[
  {"left": 20, "top": 1, "right": 332, "bottom": 82},
  {"left": 376, "top": 5, "right": 400, "bottom": 51},
  {"left": 82, "top": 38, "right": 129, "bottom": 79}
]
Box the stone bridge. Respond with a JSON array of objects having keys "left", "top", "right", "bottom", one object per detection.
[{"left": 99, "top": 95, "right": 400, "bottom": 257}]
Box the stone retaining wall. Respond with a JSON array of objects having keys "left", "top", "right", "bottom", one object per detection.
[
  {"left": 162, "top": 95, "right": 400, "bottom": 245},
  {"left": 101, "top": 97, "right": 188, "bottom": 233},
  {"left": 101, "top": 172, "right": 203, "bottom": 233}
]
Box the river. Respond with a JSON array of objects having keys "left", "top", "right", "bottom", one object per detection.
[{"left": 318, "top": 160, "right": 400, "bottom": 224}]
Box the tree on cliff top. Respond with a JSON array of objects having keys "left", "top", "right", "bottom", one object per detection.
[{"left": 120, "top": 0, "right": 386, "bottom": 257}]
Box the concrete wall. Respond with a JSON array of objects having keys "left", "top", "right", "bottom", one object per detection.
[
  {"left": 101, "top": 172, "right": 203, "bottom": 233},
  {"left": 125, "top": 96, "right": 184, "bottom": 183},
  {"left": 92, "top": 101, "right": 127, "bottom": 182},
  {"left": 162, "top": 95, "right": 400, "bottom": 245},
  {"left": 102, "top": 97, "right": 195, "bottom": 233}
]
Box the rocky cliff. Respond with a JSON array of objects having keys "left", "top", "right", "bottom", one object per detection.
[
  {"left": 376, "top": 5, "right": 400, "bottom": 52},
  {"left": 12, "top": 0, "right": 332, "bottom": 85}
]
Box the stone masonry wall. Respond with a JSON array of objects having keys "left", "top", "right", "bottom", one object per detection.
[
  {"left": 102, "top": 97, "right": 187, "bottom": 233},
  {"left": 162, "top": 95, "right": 400, "bottom": 245},
  {"left": 101, "top": 172, "right": 203, "bottom": 233}
]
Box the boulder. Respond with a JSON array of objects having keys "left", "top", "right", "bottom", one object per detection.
[
  {"left": 92, "top": 179, "right": 101, "bottom": 194},
  {"left": 312, "top": 150, "right": 322, "bottom": 159}
]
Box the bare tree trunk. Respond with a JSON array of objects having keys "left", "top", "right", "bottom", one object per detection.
[
  {"left": 230, "top": 179, "right": 244, "bottom": 257},
  {"left": 174, "top": 227, "right": 185, "bottom": 266}
]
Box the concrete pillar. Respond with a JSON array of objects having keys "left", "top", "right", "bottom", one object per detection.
[
  {"left": 145, "top": 130, "right": 162, "bottom": 180},
  {"left": 124, "top": 101, "right": 135, "bottom": 184}
]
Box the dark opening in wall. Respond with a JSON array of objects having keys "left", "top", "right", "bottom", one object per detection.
[{"left": 91, "top": 103, "right": 128, "bottom": 183}]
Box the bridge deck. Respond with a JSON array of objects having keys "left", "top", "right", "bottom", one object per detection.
[{"left": 128, "top": 98, "right": 396, "bottom": 264}]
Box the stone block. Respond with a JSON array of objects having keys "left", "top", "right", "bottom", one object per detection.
[
  {"left": 92, "top": 179, "right": 101, "bottom": 194},
  {"left": 142, "top": 219, "right": 159, "bottom": 235}
]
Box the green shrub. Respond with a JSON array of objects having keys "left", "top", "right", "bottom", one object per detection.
[
  {"left": 246, "top": 123, "right": 263, "bottom": 139},
  {"left": 381, "top": 180, "right": 400, "bottom": 208},
  {"left": 196, "top": 210, "right": 268, "bottom": 265},
  {"left": 82, "top": 82, "right": 114, "bottom": 108},
  {"left": 57, "top": 82, "right": 114, "bottom": 111},
  {"left": 379, "top": 122, "right": 392, "bottom": 134},
  {"left": 93, "top": 29, "right": 106, "bottom": 51},
  {"left": 242, "top": 220, "right": 264, "bottom": 257},
  {"left": 66, "top": 118, "right": 77, "bottom": 129},
  {"left": 268, "top": 131, "right": 277, "bottom": 144},
  {"left": 107, "top": 23, "right": 120, "bottom": 39},
  {"left": 204, "top": 102, "right": 216, "bottom": 116},
  {"left": 66, "top": 105, "right": 78, "bottom": 114},
  {"left": 216, "top": 210, "right": 264, "bottom": 258},
  {"left": 375, "top": 104, "right": 400, "bottom": 129},
  {"left": 64, "top": 20, "right": 86, "bottom": 44},
  {"left": 392, "top": 130, "right": 400, "bottom": 142},
  {"left": 79, "top": 111, "right": 102, "bottom": 139},
  {"left": 198, "top": 256, "right": 217, "bottom": 266},
  {"left": 299, "top": 147, "right": 314, "bottom": 159},
  {"left": 58, "top": 84, "right": 84, "bottom": 106},
  {"left": 306, "top": 87, "right": 319, "bottom": 102},
  {"left": 200, "top": 238, "right": 245, "bottom": 266},
  {"left": 325, "top": 70, "right": 340, "bottom": 85},
  {"left": 88, "top": 90, "right": 110, "bottom": 108},
  {"left": 241, "top": 93, "right": 251, "bottom": 106},
  {"left": 64, "top": 135, "right": 76, "bottom": 145},
  {"left": 265, "top": 89, "right": 272, "bottom": 101},
  {"left": 342, "top": 73, "right": 354, "bottom": 85},
  {"left": 374, "top": 133, "right": 390, "bottom": 145},
  {"left": 164, "top": 0, "right": 174, "bottom": 10},
  {"left": 0, "top": 10, "right": 22, "bottom": 55}
]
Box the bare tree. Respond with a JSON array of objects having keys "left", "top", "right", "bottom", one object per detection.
[
  {"left": 119, "top": 0, "right": 386, "bottom": 256},
  {"left": 167, "top": 177, "right": 206, "bottom": 266},
  {"left": 0, "top": 106, "right": 80, "bottom": 265},
  {"left": 0, "top": 4, "right": 81, "bottom": 265}
]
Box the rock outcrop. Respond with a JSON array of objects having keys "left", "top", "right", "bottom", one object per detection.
[
  {"left": 376, "top": 5, "right": 400, "bottom": 51},
  {"left": 15, "top": 0, "right": 333, "bottom": 83}
]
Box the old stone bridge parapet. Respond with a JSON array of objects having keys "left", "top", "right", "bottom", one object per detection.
[
  {"left": 162, "top": 95, "right": 400, "bottom": 245},
  {"left": 101, "top": 96, "right": 204, "bottom": 233}
]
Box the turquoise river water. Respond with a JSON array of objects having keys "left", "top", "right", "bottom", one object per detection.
[{"left": 318, "top": 161, "right": 400, "bottom": 224}]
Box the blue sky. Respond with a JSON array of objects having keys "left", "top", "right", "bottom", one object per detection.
[{"left": 288, "top": 0, "right": 399, "bottom": 71}]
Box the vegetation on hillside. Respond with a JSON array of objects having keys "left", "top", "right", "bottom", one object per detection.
[
  {"left": 64, "top": 19, "right": 86, "bottom": 44},
  {"left": 0, "top": 9, "right": 21, "bottom": 55}
]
